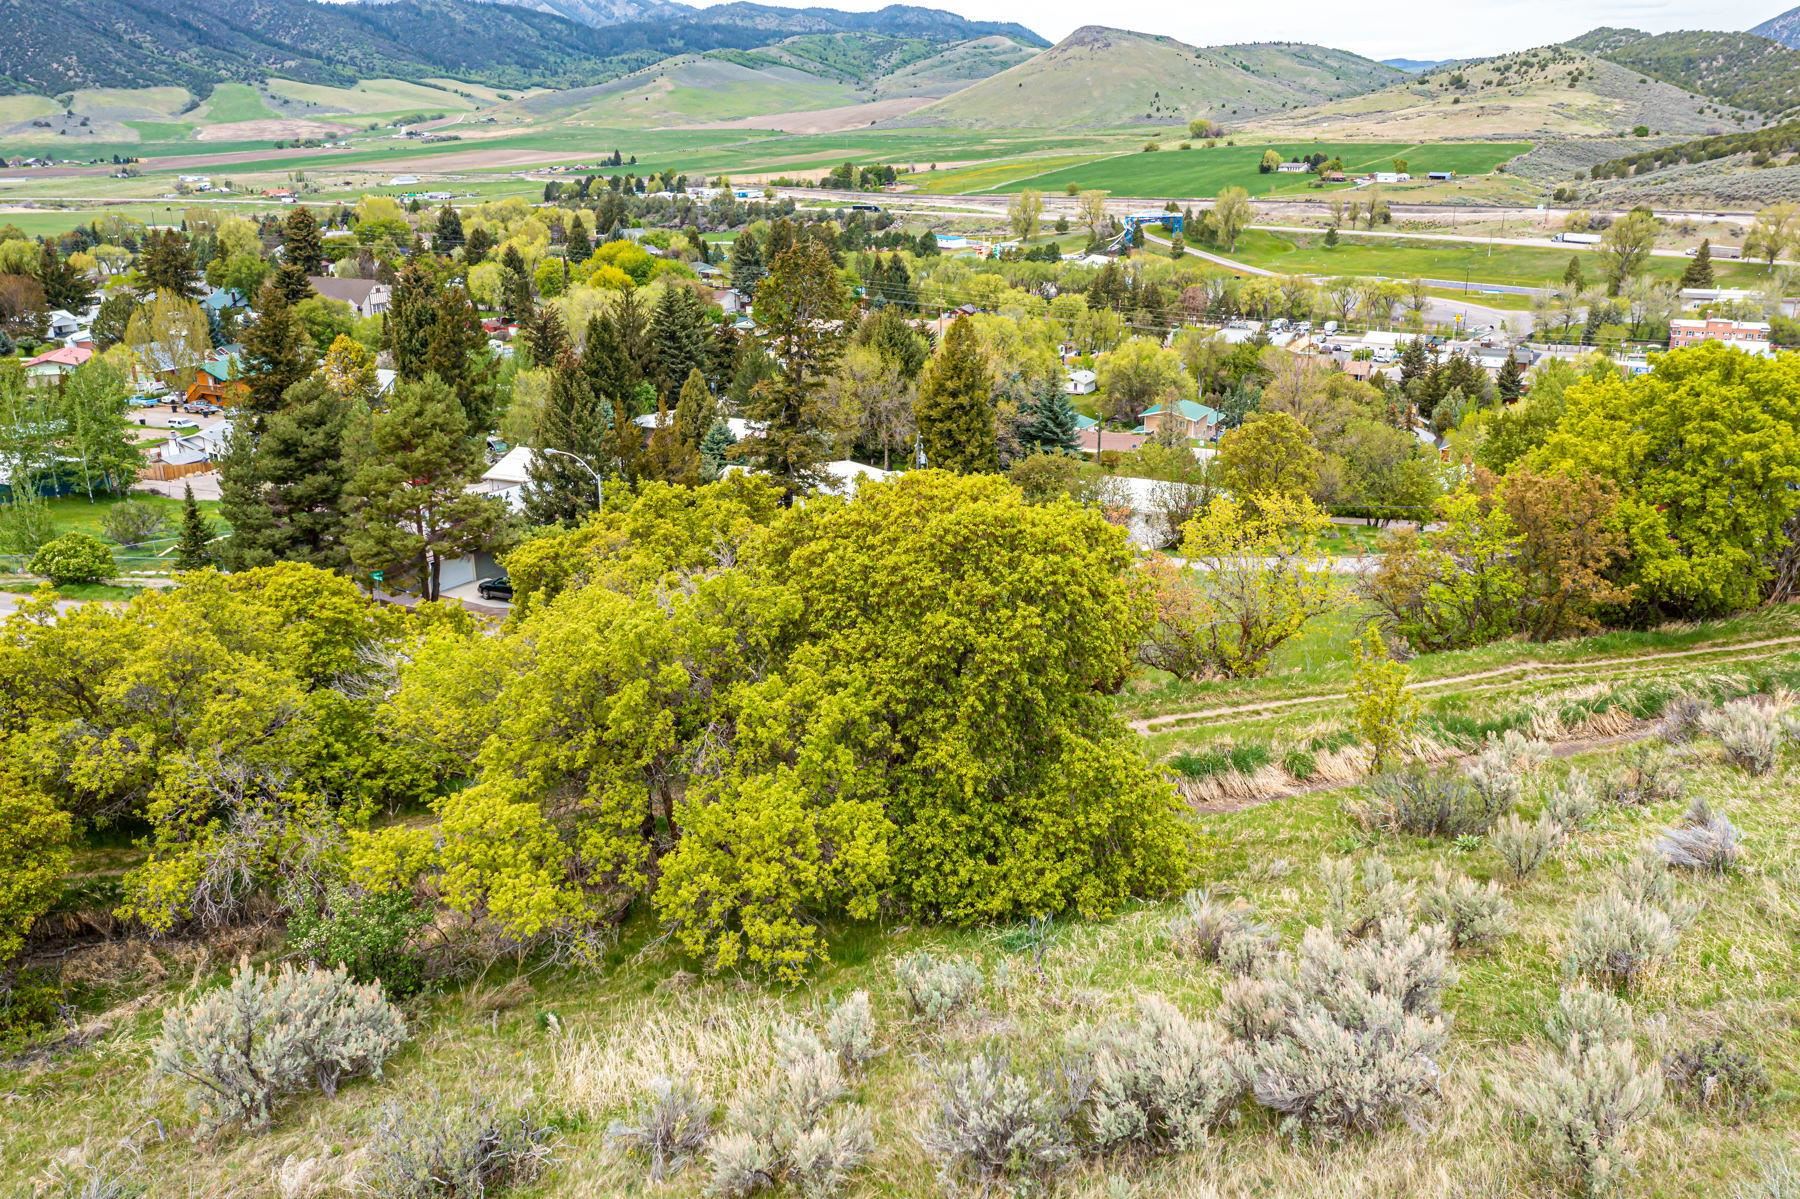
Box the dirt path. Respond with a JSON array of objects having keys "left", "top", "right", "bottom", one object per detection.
[{"left": 1131, "top": 633, "right": 1800, "bottom": 735}]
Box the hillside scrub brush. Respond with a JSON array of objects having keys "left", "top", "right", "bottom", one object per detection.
[
  {"left": 707, "top": 1025, "right": 871, "bottom": 1199},
  {"left": 1543, "top": 985, "right": 1634, "bottom": 1057},
  {"left": 1663, "top": 1038, "right": 1769, "bottom": 1117},
  {"left": 1545, "top": 769, "right": 1599, "bottom": 833},
  {"left": 1417, "top": 864, "right": 1511, "bottom": 951},
  {"left": 1509, "top": 1038, "right": 1662, "bottom": 1197},
  {"left": 1320, "top": 854, "right": 1415, "bottom": 940},
  {"left": 918, "top": 1054, "right": 1077, "bottom": 1192},
  {"left": 1168, "top": 890, "right": 1279, "bottom": 975},
  {"left": 1604, "top": 746, "right": 1684, "bottom": 808},
  {"left": 151, "top": 961, "right": 406, "bottom": 1132},
  {"left": 1493, "top": 811, "right": 1561, "bottom": 883},
  {"left": 1655, "top": 798, "right": 1743, "bottom": 874},
  {"left": 607, "top": 1076, "right": 716, "bottom": 1181},
  {"left": 1701, "top": 698, "right": 1782, "bottom": 775},
  {"left": 1065, "top": 994, "right": 1244, "bottom": 1153},
  {"left": 1354, "top": 765, "right": 1506, "bottom": 838},
  {"left": 1564, "top": 890, "right": 1683, "bottom": 992},
  {"left": 894, "top": 952, "right": 983, "bottom": 1022},
  {"left": 823, "top": 990, "right": 878, "bottom": 1073},
  {"left": 363, "top": 1096, "right": 553, "bottom": 1198},
  {"left": 1464, "top": 730, "right": 1546, "bottom": 815}
]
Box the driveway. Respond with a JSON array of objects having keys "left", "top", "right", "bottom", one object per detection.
[{"left": 135, "top": 472, "right": 221, "bottom": 500}]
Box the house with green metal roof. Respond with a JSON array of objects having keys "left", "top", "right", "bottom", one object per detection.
[{"left": 1140, "top": 398, "right": 1224, "bottom": 442}]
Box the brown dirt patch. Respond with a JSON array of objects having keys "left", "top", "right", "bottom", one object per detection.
[{"left": 193, "top": 118, "right": 356, "bottom": 143}]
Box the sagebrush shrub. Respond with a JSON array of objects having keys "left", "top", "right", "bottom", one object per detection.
[
  {"left": 918, "top": 1054, "right": 1076, "bottom": 1191},
  {"left": 1218, "top": 973, "right": 1294, "bottom": 1045},
  {"left": 1354, "top": 765, "right": 1504, "bottom": 838},
  {"left": 1545, "top": 770, "right": 1599, "bottom": 833},
  {"left": 1729, "top": 1152, "right": 1800, "bottom": 1199},
  {"left": 1464, "top": 731, "right": 1544, "bottom": 817},
  {"left": 42, "top": 1159, "right": 143, "bottom": 1199},
  {"left": 1663, "top": 1038, "right": 1769, "bottom": 1116},
  {"left": 1701, "top": 699, "right": 1782, "bottom": 775},
  {"left": 705, "top": 1023, "right": 871, "bottom": 1198},
  {"left": 1417, "top": 865, "right": 1511, "bottom": 950},
  {"left": 1068, "top": 994, "right": 1243, "bottom": 1153},
  {"left": 1240, "top": 919, "right": 1453, "bottom": 1138},
  {"left": 363, "top": 1096, "right": 553, "bottom": 1198},
  {"left": 1658, "top": 694, "right": 1711, "bottom": 743},
  {"left": 606, "top": 1076, "right": 715, "bottom": 1181},
  {"left": 151, "top": 961, "right": 406, "bottom": 1131},
  {"left": 1168, "top": 889, "right": 1278, "bottom": 975},
  {"left": 1321, "top": 854, "right": 1415, "bottom": 940},
  {"left": 894, "top": 952, "right": 983, "bottom": 1022},
  {"left": 1493, "top": 812, "right": 1560, "bottom": 883},
  {"left": 1543, "top": 985, "right": 1634, "bottom": 1056},
  {"left": 1564, "top": 891, "right": 1682, "bottom": 992},
  {"left": 1511, "top": 1040, "right": 1662, "bottom": 1197},
  {"left": 1604, "top": 747, "right": 1684, "bottom": 808},
  {"left": 1655, "top": 798, "right": 1743, "bottom": 874},
  {"left": 824, "top": 990, "right": 878, "bottom": 1073}
]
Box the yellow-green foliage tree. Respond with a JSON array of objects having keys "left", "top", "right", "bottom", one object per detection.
[
  {"left": 1349, "top": 626, "right": 1414, "bottom": 771},
  {"left": 1139, "top": 491, "right": 1335, "bottom": 680},
  {"left": 395, "top": 472, "right": 1190, "bottom": 980},
  {"left": 1531, "top": 343, "right": 1800, "bottom": 616}
]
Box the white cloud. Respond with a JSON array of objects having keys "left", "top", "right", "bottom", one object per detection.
[{"left": 682, "top": 0, "right": 1784, "bottom": 59}]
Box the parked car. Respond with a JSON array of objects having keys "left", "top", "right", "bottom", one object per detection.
[
  {"left": 127, "top": 395, "right": 161, "bottom": 409},
  {"left": 476, "top": 575, "right": 513, "bottom": 601},
  {"left": 183, "top": 401, "right": 222, "bottom": 415}
]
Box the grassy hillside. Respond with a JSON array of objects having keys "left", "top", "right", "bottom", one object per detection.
[
  {"left": 1253, "top": 45, "right": 1754, "bottom": 139},
  {"left": 914, "top": 26, "right": 1401, "bottom": 129},
  {"left": 1568, "top": 27, "right": 1800, "bottom": 120},
  {"left": 532, "top": 55, "right": 863, "bottom": 127},
  {"left": 11, "top": 609, "right": 1800, "bottom": 1196}
]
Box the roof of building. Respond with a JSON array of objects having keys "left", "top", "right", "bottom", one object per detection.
[
  {"left": 1142, "top": 398, "right": 1223, "bottom": 424},
  {"left": 24, "top": 345, "right": 92, "bottom": 369},
  {"left": 307, "top": 276, "right": 386, "bottom": 307}
]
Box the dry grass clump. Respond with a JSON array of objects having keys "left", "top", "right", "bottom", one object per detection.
[
  {"left": 1167, "top": 890, "right": 1279, "bottom": 975},
  {"left": 1662, "top": 1038, "right": 1769, "bottom": 1117},
  {"left": 1604, "top": 746, "right": 1684, "bottom": 808}
]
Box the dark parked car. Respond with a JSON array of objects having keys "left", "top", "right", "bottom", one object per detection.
[{"left": 476, "top": 575, "right": 512, "bottom": 601}]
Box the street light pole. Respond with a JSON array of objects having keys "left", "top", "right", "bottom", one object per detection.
[{"left": 542, "top": 447, "right": 604, "bottom": 512}]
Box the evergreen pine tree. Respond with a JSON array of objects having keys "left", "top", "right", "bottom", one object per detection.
[
  {"left": 566, "top": 214, "right": 592, "bottom": 260},
  {"left": 36, "top": 243, "right": 93, "bottom": 312},
  {"left": 728, "top": 227, "right": 765, "bottom": 294},
  {"left": 1020, "top": 384, "right": 1081, "bottom": 455},
  {"left": 1323, "top": 225, "right": 1339, "bottom": 249},
  {"left": 1680, "top": 239, "right": 1714, "bottom": 289},
  {"left": 282, "top": 205, "right": 325, "bottom": 277},
  {"left": 738, "top": 239, "right": 848, "bottom": 497},
  {"left": 218, "top": 376, "right": 355, "bottom": 571},
  {"left": 500, "top": 245, "right": 532, "bottom": 322},
  {"left": 425, "top": 285, "right": 494, "bottom": 433},
  {"left": 704, "top": 321, "right": 739, "bottom": 396},
  {"left": 387, "top": 260, "right": 437, "bottom": 380},
  {"left": 673, "top": 366, "right": 714, "bottom": 452},
  {"left": 239, "top": 280, "right": 314, "bottom": 421},
  {"left": 138, "top": 228, "right": 200, "bottom": 298},
  {"left": 523, "top": 302, "right": 570, "bottom": 367},
  {"left": 523, "top": 353, "right": 612, "bottom": 525},
  {"left": 434, "top": 204, "right": 465, "bottom": 253},
  {"left": 913, "top": 316, "right": 997, "bottom": 474},
  {"left": 698, "top": 419, "right": 737, "bottom": 482},
  {"left": 464, "top": 224, "right": 494, "bottom": 263},
  {"left": 1496, "top": 353, "right": 1525, "bottom": 404},
  {"left": 650, "top": 283, "right": 710, "bottom": 402},
  {"left": 174, "top": 482, "right": 214, "bottom": 571}
]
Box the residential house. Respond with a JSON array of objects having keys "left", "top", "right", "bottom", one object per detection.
[
  {"left": 143, "top": 419, "right": 230, "bottom": 481},
  {"left": 307, "top": 276, "right": 392, "bottom": 318},
  {"left": 1139, "top": 398, "right": 1223, "bottom": 442},
  {"left": 202, "top": 287, "right": 248, "bottom": 316},
  {"left": 1074, "top": 414, "right": 1148, "bottom": 457},
  {"left": 1668, "top": 317, "right": 1772, "bottom": 354},
  {"left": 1275, "top": 161, "right": 1308, "bottom": 173},
  {"left": 1065, "top": 368, "right": 1097, "bottom": 395},
  {"left": 185, "top": 351, "right": 248, "bottom": 407},
  {"left": 44, "top": 309, "right": 81, "bottom": 340},
  {"left": 22, "top": 344, "right": 92, "bottom": 384}
]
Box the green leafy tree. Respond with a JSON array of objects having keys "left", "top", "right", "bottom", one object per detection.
[
  {"left": 1349, "top": 625, "right": 1414, "bottom": 770},
  {"left": 1216, "top": 412, "right": 1322, "bottom": 513},
  {"left": 1532, "top": 343, "right": 1800, "bottom": 615},
  {"left": 1597, "top": 209, "right": 1659, "bottom": 295},
  {"left": 138, "top": 228, "right": 200, "bottom": 298},
  {"left": 29, "top": 533, "right": 115, "bottom": 585},
  {"left": 56, "top": 357, "right": 143, "bottom": 499},
  {"left": 1211, "top": 186, "right": 1252, "bottom": 252},
  {"left": 433, "top": 204, "right": 464, "bottom": 253},
  {"left": 914, "top": 316, "right": 996, "bottom": 474},
  {"left": 1095, "top": 336, "right": 1188, "bottom": 425},
  {"left": 0, "top": 770, "right": 71, "bottom": 966},
  {"left": 346, "top": 377, "right": 510, "bottom": 600}
]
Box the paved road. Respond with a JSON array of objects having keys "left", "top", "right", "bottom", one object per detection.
[{"left": 0, "top": 592, "right": 90, "bottom": 618}]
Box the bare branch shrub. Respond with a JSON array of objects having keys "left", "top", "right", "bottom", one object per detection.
[
  {"left": 1168, "top": 890, "right": 1278, "bottom": 975},
  {"left": 1663, "top": 1038, "right": 1769, "bottom": 1116}
]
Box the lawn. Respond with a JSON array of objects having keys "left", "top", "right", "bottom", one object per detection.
[
  {"left": 960, "top": 141, "right": 1532, "bottom": 198},
  {"left": 1223, "top": 228, "right": 1763, "bottom": 290}
]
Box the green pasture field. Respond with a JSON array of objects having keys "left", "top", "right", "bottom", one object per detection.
[
  {"left": 959, "top": 141, "right": 1533, "bottom": 198},
  {"left": 1222, "top": 229, "right": 1763, "bottom": 289},
  {"left": 192, "top": 84, "right": 279, "bottom": 125}
]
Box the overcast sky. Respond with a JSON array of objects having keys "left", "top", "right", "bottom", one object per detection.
[{"left": 686, "top": 0, "right": 1785, "bottom": 59}]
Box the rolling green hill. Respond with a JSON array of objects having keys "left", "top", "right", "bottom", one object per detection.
[
  {"left": 1567, "top": 27, "right": 1800, "bottom": 119},
  {"left": 1253, "top": 45, "right": 1754, "bottom": 138},
  {"left": 913, "top": 26, "right": 1401, "bottom": 128}
]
